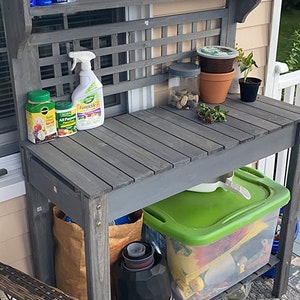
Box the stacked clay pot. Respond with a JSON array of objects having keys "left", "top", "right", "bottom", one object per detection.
[{"left": 197, "top": 45, "right": 238, "bottom": 104}]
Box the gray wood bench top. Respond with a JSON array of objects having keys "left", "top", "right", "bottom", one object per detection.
[
  {"left": 22, "top": 95, "right": 300, "bottom": 299},
  {"left": 24, "top": 95, "right": 300, "bottom": 223}
]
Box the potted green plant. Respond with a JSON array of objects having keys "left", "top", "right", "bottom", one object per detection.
[
  {"left": 237, "top": 48, "right": 262, "bottom": 102},
  {"left": 196, "top": 103, "right": 228, "bottom": 124}
]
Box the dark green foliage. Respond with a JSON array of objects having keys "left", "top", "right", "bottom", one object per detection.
[
  {"left": 286, "top": 30, "right": 300, "bottom": 71},
  {"left": 196, "top": 103, "right": 228, "bottom": 124}
]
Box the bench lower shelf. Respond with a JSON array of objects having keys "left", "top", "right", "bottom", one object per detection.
[{"left": 211, "top": 254, "right": 280, "bottom": 300}]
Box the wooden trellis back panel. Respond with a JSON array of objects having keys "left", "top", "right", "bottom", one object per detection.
[
  {"left": 1, "top": 0, "right": 248, "bottom": 142},
  {"left": 31, "top": 8, "right": 229, "bottom": 98}
]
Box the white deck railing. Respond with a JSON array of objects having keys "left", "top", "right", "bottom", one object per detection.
[{"left": 258, "top": 62, "right": 300, "bottom": 185}]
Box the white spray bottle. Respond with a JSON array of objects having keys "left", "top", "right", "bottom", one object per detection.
[{"left": 69, "top": 51, "right": 104, "bottom": 130}]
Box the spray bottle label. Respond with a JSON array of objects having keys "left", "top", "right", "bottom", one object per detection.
[{"left": 76, "top": 90, "right": 102, "bottom": 127}]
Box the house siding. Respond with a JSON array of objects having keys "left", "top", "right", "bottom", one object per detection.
[
  {"left": 153, "top": 0, "right": 226, "bottom": 16},
  {"left": 0, "top": 195, "right": 33, "bottom": 276},
  {"left": 236, "top": 0, "right": 272, "bottom": 91},
  {"left": 0, "top": 0, "right": 272, "bottom": 280}
]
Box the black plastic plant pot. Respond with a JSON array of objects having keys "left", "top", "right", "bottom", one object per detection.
[{"left": 239, "top": 77, "right": 262, "bottom": 102}]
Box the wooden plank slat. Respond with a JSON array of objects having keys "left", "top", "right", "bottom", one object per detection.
[
  {"left": 88, "top": 126, "right": 173, "bottom": 174},
  {"left": 225, "top": 98, "right": 294, "bottom": 127},
  {"left": 27, "top": 157, "right": 84, "bottom": 225},
  {"left": 257, "top": 95, "right": 300, "bottom": 114},
  {"left": 29, "top": 10, "right": 226, "bottom": 45},
  {"left": 256, "top": 95, "right": 300, "bottom": 119},
  {"left": 132, "top": 110, "right": 223, "bottom": 154},
  {"left": 114, "top": 114, "right": 207, "bottom": 160},
  {"left": 25, "top": 142, "right": 111, "bottom": 197},
  {"left": 157, "top": 106, "right": 244, "bottom": 149},
  {"left": 225, "top": 116, "right": 268, "bottom": 138},
  {"left": 106, "top": 117, "right": 190, "bottom": 167},
  {"left": 51, "top": 137, "right": 133, "bottom": 189},
  {"left": 221, "top": 103, "right": 281, "bottom": 132},
  {"left": 253, "top": 99, "right": 300, "bottom": 121},
  {"left": 163, "top": 106, "right": 254, "bottom": 143},
  {"left": 70, "top": 131, "right": 154, "bottom": 182}
]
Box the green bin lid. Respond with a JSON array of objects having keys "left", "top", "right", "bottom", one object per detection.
[{"left": 143, "top": 167, "right": 290, "bottom": 246}]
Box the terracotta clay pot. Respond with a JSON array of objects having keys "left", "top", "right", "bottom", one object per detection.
[{"left": 199, "top": 70, "right": 235, "bottom": 104}]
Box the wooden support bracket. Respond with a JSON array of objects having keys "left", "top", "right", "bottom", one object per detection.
[{"left": 235, "top": 0, "right": 262, "bottom": 23}]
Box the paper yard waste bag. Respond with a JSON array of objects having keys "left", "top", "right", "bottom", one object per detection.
[
  {"left": 53, "top": 206, "right": 87, "bottom": 300},
  {"left": 53, "top": 206, "right": 143, "bottom": 299}
]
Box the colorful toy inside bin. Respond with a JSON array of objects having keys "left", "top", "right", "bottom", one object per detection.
[{"left": 143, "top": 167, "right": 290, "bottom": 300}]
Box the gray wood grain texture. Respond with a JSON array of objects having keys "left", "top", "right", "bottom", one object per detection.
[
  {"left": 51, "top": 137, "right": 133, "bottom": 189},
  {"left": 1, "top": 1, "right": 31, "bottom": 59},
  {"left": 274, "top": 126, "right": 300, "bottom": 296},
  {"left": 70, "top": 132, "right": 154, "bottom": 182},
  {"left": 25, "top": 141, "right": 111, "bottom": 197},
  {"left": 25, "top": 101, "right": 296, "bottom": 202},
  {"left": 107, "top": 121, "right": 297, "bottom": 221},
  {"left": 132, "top": 110, "right": 219, "bottom": 154},
  {"left": 252, "top": 95, "right": 300, "bottom": 117},
  {"left": 89, "top": 125, "right": 172, "bottom": 173},
  {"left": 221, "top": 103, "right": 281, "bottom": 132},
  {"left": 83, "top": 195, "right": 110, "bottom": 300},
  {"left": 225, "top": 98, "right": 294, "bottom": 127},
  {"left": 25, "top": 181, "right": 56, "bottom": 286},
  {"left": 161, "top": 106, "right": 253, "bottom": 145},
  {"left": 27, "top": 157, "right": 83, "bottom": 225},
  {"left": 112, "top": 114, "right": 205, "bottom": 161}
]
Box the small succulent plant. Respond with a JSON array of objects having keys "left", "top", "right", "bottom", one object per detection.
[{"left": 196, "top": 103, "right": 228, "bottom": 123}]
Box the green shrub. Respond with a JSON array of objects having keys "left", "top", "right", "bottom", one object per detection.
[
  {"left": 282, "top": 0, "right": 300, "bottom": 10},
  {"left": 286, "top": 30, "right": 300, "bottom": 71}
]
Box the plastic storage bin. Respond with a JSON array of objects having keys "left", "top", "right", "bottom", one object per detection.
[{"left": 143, "top": 167, "right": 290, "bottom": 300}]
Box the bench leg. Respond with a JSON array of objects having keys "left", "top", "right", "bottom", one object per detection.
[
  {"left": 83, "top": 195, "right": 111, "bottom": 300},
  {"left": 26, "top": 181, "right": 56, "bottom": 286},
  {"left": 273, "top": 126, "right": 300, "bottom": 296}
]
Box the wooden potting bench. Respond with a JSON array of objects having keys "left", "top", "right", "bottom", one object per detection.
[{"left": 2, "top": 1, "right": 300, "bottom": 299}]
